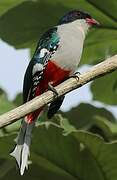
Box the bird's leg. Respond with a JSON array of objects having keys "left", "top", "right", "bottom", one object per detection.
[
  {"left": 48, "top": 82, "right": 58, "bottom": 97},
  {"left": 70, "top": 72, "right": 81, "bottom": 82}
]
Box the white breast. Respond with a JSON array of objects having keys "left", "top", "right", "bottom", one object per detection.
[{"left": 51, "top": 20, "right": 86, "bottom": 74}]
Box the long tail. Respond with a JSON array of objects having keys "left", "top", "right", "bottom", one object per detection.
[{"left": 10, "top": 119, "right": 35, "bottom": 175}]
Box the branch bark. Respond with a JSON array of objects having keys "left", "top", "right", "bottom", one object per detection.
[{"left": 0, "top": 55, "right": 117, "bottom": 128}]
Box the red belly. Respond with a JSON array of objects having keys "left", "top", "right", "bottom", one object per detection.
[
  {"left": 35, "top": 60, "right": 70, "bottom": 95},
  {"left": 26, "top": 60, "right": 70, "bottom": 123}
]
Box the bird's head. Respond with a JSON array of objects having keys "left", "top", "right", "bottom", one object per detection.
[{"left": 58, "top": 10, "right": 99, "bottom": 29}]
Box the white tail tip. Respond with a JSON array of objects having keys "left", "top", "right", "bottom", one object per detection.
[
  {"left": 10, "top": 145, "right": 22, "bottom": 168},
  {"left": 10, "top": 144, "right": 30, "bottom": 175},
  {"left": 20, "top": 143, "right": 30, "bottom": 175}
]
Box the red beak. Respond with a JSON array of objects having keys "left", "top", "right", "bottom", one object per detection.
[{"left": 86, "top": 18, "right": 100, "bottom": 26}]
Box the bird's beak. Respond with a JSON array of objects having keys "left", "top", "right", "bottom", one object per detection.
[{"left": 86, "top": 18, "right": 100, "bottom": 26}]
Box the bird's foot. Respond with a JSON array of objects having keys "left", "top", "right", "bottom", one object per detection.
[
  {"left": 70, "top": 72, "right": 81, "bottom": 82},
  {"left": 48, "top": 83, "right": 58, "bottom": 97}
]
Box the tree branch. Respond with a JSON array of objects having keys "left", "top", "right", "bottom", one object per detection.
[{"left": 0, "top": 55, "right": 117, "bottom": 128}]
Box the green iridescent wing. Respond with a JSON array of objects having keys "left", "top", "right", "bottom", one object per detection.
[{"left": 23, "top": 27, "right": 60, "bottom": 103}]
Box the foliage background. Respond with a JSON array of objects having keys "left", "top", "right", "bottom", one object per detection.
[{"left": 0, "top": 0, "right": 117, "bottom": 179}]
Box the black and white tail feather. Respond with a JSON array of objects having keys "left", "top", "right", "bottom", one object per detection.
[{"left": 10, "top": 120, "right": 35, "bottom": 175}]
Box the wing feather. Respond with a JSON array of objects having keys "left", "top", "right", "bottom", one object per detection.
[{"left": 23, "top": 27, "right": 60, "bottom": 103}]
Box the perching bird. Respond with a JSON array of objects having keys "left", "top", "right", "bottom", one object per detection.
[{"left": 10, "top": 10, "right": 99, "bottom": 175}]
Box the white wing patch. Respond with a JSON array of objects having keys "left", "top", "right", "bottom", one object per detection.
[
  {"left": 32, "top": 43, "right": 59, "bottom": 97},
  {"left": 32, "top": 63, "right": 44, "bottom": 75},
  {"left": 39, "top": 48, "right": 49, "bottom": 58}
]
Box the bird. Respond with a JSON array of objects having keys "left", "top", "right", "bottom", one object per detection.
[{"left": 10, "top": 10, "right": 99, "bottom": 175}]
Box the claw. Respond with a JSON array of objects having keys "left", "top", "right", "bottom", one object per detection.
[
  {"left": 70, "top": 71, "right": 81, "bottom": 81},
  {"left": 48, "top": 83, "right": 58, "bottom": 97}
]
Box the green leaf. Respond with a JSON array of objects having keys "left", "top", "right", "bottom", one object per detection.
[
  {"left": 81, "top": 29, "right": 117, "bottom": 65},
  {"left": 13, "top": 92, "right": 22, "bottom": 106},
  {"left": 0, "top": 90, "right": 15, "bottom": 115},
  {"left": 61, "top": 103, "right": 117, "bottom": 141},
  {"left": 58, "top": 112, "right": 117, "bottom": 141},
  {"left": 0, "top": 0, "right": 25, "bottom": 16},
  {"left": 73, "top": 130, "right": 117, "bottom": 180},
  {"left": 91, "top": 71, "right": 117, "bottom": 105},
  {"left": 0, "top": 89, "right": 20, "bottom": 136},
  {"left": 90, "top": 116, "right": 117, "bottom": 141},
  {"left": 1, "top": 122, "right": 117, "bottom": 179},
  {"left": 0, "top": 0, "right": 116, "bottom": 64},
  {"left": 57, "top": 114, "right": 76, "bottom": 135},
  {"left": 0, "top": 160, "right": 15, "bottom": 178},
  {"left": 0, "top": 134, "right": 16, "bottom": 158},
  {"left": 61, "top": 103, "right": 116, "bottom": 130},
  {"left": 31, "top": 125, "right": 108, "bottom": 180}
]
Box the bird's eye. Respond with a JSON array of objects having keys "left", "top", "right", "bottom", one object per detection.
[
  {"left": 86, "top": 14, "right": 91, "bottom": 19},
  {"left": 74, "top": 12, "right": 80, "bottom": 17}
]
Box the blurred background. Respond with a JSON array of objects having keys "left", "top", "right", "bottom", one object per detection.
[{"left": 0, "top": 0, "right": 117, "bottom": 179}]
